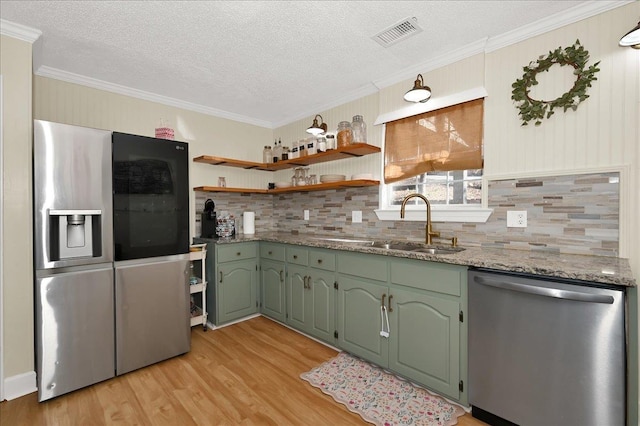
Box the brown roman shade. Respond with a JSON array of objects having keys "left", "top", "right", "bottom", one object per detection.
[{"left": 384, "top": 98, "right": 484, "bottom": 184}]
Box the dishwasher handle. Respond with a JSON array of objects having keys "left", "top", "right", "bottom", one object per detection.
[{"left": 473, "top": 276, "right": 614, "bottom": 304}]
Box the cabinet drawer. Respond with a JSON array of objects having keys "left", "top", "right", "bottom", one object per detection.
[
  {"left": 217, "top": 242, "right": 257, "bottom": 263},
  {"left": 260, "top": 243, "right": 285, "bottom": 262},
  {"left": 286, "top": 246, "right": 308, "bottom": 266},
  {"left": 337, "top": 252, "right": 387, "bottom": 282},
  {"left": 390, "top": 259, "right": 465, "bottom": 296},
  {"left": 309, "top": 249, "right": 336, "bottom": 271}
]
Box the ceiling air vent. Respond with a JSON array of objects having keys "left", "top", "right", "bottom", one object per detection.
[{"left": 372, "top": 17, "right": 423, "bottom": 47}]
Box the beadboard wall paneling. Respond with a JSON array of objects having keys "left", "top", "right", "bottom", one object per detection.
[
  {"left": 272, "top": 92, "right": 382, "bottom": 183},
  {"left": 1, "top": 34, "right": 35, "bottom": 381},
  {"left": 34, "top": 76, "right": 275, "bottom": 236},
  {"left": 483, "top": 4, "right": 639, "bottom": 176},
  {"left": 377, "top": 54, "right": 485, "bottom": 117}
]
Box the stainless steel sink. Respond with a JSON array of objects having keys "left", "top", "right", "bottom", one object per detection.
[
  {"left": 369, "top": 240, "right": 464, "bottom": 255},
  {"left": 310, "top": 237, "right": 464, "bottom": 255},
  {"left": 311, "top": 237, "right": 374, "bottom": 245}
]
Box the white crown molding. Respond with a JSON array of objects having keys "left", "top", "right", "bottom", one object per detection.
[
  {"left": 35, "top": 66, "right": 273, "bottom": 129},
  {"left": 372, "top": 38, "right": 489, "bottom": 91},
  {"left": 485, "top": 0, "right": 635, "bottom": 52},
  {"left": 271, "top": 82, "right": 380, "bottom": 129},
  {"left": 0, "top": 19, "right": 41, "bottom": 43},
  {"left": 26, "top": 1, "right": 634, "bottom": 130}
]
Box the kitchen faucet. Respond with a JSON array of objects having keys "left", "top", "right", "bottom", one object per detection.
[{"left": 399, "top": 193, "right": 441, "bottom": 245}]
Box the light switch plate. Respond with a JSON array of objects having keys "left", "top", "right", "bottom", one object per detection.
[
  {"left": 304, "top": 209, "right": 310, "bottom": 221},
  {"left": 507, "top": 210, "right": 527, "bottom": 227},
  {"left": 352, "top": 210, "right": 362, "bottom": 223}
]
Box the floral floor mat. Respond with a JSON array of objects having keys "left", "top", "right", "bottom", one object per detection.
[{"left": 300, "top": 352, "right": 466, "bottom": 426}]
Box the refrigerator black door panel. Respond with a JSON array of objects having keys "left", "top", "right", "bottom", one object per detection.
[
  {"left": 112, "top": 132, "right": 189, "bottom": 261},
  {"left": 35, "top": 265, "right": 115, "bottom": 401},
  {"left": 115, "top": 255, "right": 191, "bottom": 375}
]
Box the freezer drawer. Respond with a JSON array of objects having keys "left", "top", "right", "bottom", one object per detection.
[
  {"left": 35, "top": 265, "right": 115, "bottom": 401},
  {"left": 115, "top": 255, "right": 191, "bottom": 375}
]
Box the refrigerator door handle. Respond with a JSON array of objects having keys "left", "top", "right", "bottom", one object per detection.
[{"left": 473, "top": 276, "right": 615, "bottom": 304}]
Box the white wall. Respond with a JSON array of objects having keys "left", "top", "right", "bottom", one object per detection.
[
  {"left": 0, "top": 34, "right": 35, "bottom": 395},
  {"left": 34, "top": 76, "right": 275, "bottom": 237}
]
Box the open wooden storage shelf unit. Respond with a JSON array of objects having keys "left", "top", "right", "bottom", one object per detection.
[
  {"left": 194, "top": 179, "right": 379, "bottom": 194},
  {"left": 193, "top": 143, "right": 380, "bottom": 171}
]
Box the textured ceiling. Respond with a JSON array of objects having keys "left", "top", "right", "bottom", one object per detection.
[{"left": 0, "top": 1, "right": 615, "bottom": 127}]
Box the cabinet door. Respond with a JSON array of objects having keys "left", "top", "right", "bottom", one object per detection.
[
  {"left": 261, "top": 258, "right": 285, "bottom": 322},
  {"left": 286, "top": 264, "right": 308, "bottom": 331},
  {"left": 307, "top": 269, "right": 335, "bottom": 343},
  {"left": 388, "top": 288, "right": 460, "bottom": 400},
  {"left": 337, "top": 275, "right": 388, "bottom": 366},
  {"left": 217, "top": 259, "right": 257, "bottom": 324}
]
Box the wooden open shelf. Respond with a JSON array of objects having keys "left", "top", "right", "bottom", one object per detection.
[
  {"left": 193, "top": 143, "right": 380, "bottom": 171},
  {"left": 194, "top": 179, "right": 379, "bottom": 194}
]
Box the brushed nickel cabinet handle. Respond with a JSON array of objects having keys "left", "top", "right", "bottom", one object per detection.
[
  {"left": 381, "top": 293, "right": 386, "bottom": 308},
  {"left": 279, "top": 270, "right": 284, "bottom": 282},
  {"left": 388, "top": 294, "right": 393, "bottom": 312},
  {"left": 219, "top": 271, "right": 223, "bottom": 283}
]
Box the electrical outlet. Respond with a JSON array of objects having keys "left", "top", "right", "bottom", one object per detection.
[
  {"left": 352, "top": 210, "right": 362, "bottom": 223},
  {"left": 507, "top": 210, "right": 527, "bottom": 228},
  {"left": 303, "top": 209, "right": 310, "bottom": 221}
]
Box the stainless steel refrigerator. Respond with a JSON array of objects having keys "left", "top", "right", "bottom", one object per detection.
[{"left": 34, "top": 120, "right": 191, "bottom": 402}]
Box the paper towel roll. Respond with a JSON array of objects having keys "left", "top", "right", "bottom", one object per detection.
[{"left": 243, "top": 211, "right": 255, "bottom": 234}]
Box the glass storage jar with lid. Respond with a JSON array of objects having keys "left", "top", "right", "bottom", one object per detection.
[
  {"left": 263, "top": 145, "right": 272, "bottom": 163},
  {"left": 337, "top": 121, "right": 352, "bottom": 147},
  {"left": 351, "top": 115, "right": 367, "bottom": 144}
]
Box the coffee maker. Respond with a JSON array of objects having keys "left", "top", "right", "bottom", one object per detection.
[{"left": 200, "top": 199, "right": 217, "bottom": 238}]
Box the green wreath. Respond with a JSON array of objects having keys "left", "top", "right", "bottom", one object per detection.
[{"left": 511, "top": 39, "right": 600, "bottom": 126}]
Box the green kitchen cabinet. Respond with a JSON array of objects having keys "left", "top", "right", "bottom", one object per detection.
[
  {"left": 388, "top": 287, "right": 461, "bottom": 400},
  {"left": 336, "top": 274, "right": 389, "bottom": 366},
  {"left": 215, "top": 242, "right": 258, "bottom": 325},
  {"left": 260, "top": 258, "right": 285, "bottom": 322},
  {"left": 336, "top": 250, "right": 467, "bottom": 404},
  {"left": 285, "top": 246, "right": 336, "bottom": 344},
  {"left": 259, "top": 243, "right": 286, "bottom": 322}
]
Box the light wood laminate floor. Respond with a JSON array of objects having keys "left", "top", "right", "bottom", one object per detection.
[{"left": 0, "top": 316, "right": 487, "bottom": 425}]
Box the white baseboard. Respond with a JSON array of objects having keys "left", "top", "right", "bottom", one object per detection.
[{"left": 3, "top": 371, "right": 36, "bottom": 401}]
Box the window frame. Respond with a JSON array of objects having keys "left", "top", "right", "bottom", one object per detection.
[{"left": 373, "top": 88, "right": 493, "bottom": 223}]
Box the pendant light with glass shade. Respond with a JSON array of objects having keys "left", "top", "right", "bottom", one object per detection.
[
  {"left": 619, "top": 19, "right": 640, "bottom": 49},
  {"left": 403, "top": 74, "right": 432, "bottom": 103}
]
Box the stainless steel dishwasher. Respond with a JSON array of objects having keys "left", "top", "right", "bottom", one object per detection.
[{"left": 468, "top": 269, "right": 625, "bottom": 426}]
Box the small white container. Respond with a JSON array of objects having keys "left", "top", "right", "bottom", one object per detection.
[{"left": 306, "top": 138, "right": 317, "bottom": 155}]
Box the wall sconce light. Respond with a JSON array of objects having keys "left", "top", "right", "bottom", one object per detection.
[
  {"left": 619, "top": 20, "right": 640, "bottom": 49},
  {"left": 306, "top": 114, "right": 328, "bottom": 135},
  {"left": 403, "top": 74, "right": 432, "bottom": 103}
]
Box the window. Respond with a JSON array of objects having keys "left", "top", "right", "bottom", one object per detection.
[
  {"left": 376, "top": 97, "right": 491, "bottom": 223},
  {"left": 387, "top": 169, "right": 483, "bottom": 206}
]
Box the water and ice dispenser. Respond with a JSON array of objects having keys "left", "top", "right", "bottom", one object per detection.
[{"left": 49, "top": 209, "right": 102, "bottom": 260}]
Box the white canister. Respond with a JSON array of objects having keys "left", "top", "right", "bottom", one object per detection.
[{"left": 243, "top": 211, "right": 255, "bottom": 234}]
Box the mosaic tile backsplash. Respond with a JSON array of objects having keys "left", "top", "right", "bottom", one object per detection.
[{"left": 195, "top": 172, "right": 619, "bottom": 257}]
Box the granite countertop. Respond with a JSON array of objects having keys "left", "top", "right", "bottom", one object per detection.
[{"left": 204, "top": 232, "right": 636, "bottom": 287}]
